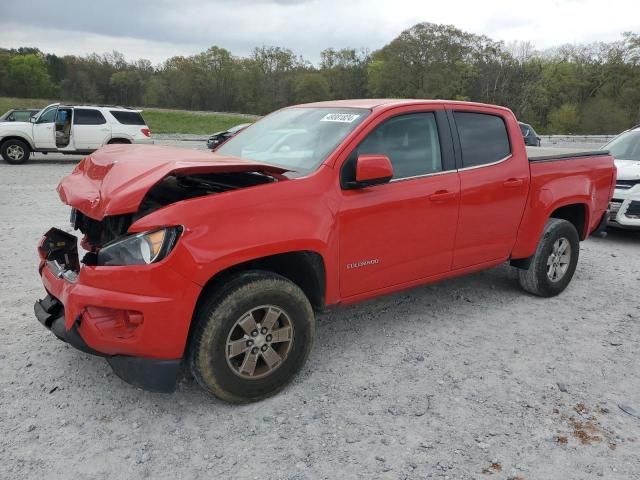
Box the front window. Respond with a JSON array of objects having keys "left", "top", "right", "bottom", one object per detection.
[
  {"left": 216, "top": 107, "right": 369, "bottom": 174},
  {"left": 356, "top": 112, "right": 443, "bottom": 179},
  {"left": 37, "top": 106, "right": 57, "bottom": 124},
  {"left": 604, "top": 130, "right": 640, "bottom": 161}
]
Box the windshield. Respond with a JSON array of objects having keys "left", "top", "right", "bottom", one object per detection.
[
  {"left": 216, "top": 107, "right": 369, "bottom": 173},
  {"left": 604, "top": 130, "right": 640, "bottom": 161}
]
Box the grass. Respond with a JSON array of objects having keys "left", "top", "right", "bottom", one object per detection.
[
  {"left": 142, "top": 109, "right": 254, "bottom": 135},
  {"left": 0, "top": 97, "right": 256, "bottom": 135},
  {"left": 0, "top": 96, "right": 53, "bottom": 111}
]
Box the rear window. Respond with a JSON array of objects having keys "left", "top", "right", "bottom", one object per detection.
[
  {"left": 110, "top": 110, "right": 146, "bottom": 125},
  {"left": 74, "top": 109, "right": 106, "bottom": 125},
  {"left": 455, "top": 112, "right": 511, "bottom": 168}
]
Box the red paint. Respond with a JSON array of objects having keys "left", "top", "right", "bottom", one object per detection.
[
  {"left": 57, "top": 143, "right": 288, "bottom": 220},
  {"left": 39, "top": 99, "right": 615, "bottom": 360}
]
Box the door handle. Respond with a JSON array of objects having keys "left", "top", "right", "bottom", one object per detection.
[
  {"left": 503, "top": 178, "right": 524, "bottom": 188},
  {"left": 429, "top": 190, "right": 456, "bottom": 202}
]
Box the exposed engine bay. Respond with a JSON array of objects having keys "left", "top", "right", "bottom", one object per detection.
[{"left": 71, "top": 171, "right": 279, "bottom": 250}]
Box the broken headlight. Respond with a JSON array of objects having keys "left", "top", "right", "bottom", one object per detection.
[{"left": 97, "top": 227, "right": 181, "bottom": 266}]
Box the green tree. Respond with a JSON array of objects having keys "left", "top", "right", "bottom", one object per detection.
[
  {"left": 548, "top": 104, "right": 580, "bottom": 133},
  {"left": 294, "top": 73, "right": 330, "bottom": 103},
  {"left": 320, "top": 48, "right": 369, "bottom": 99},
  {"left": 7, "top": 54, "right": 53, "bottom": 97},
  {"left": 579, "top": 97, "right": 630, "bottom": 134}
]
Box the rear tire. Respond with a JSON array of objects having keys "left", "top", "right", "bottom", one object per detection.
[
  {"left": 107, "top": 138, "right": 131, "bottom": 144},
  {"left": 189, "top": 271, "right": 315, "bottom": 403},
  {"left": 1, "top": 139, "right": 31, "bottom": 164},
  {"left": 518, "top": 218, "right": 580, "bottom": 297}
]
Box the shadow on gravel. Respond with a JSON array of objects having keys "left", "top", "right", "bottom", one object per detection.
[{"left": 595, "top": 228, "right": 640, "bottom": 245}]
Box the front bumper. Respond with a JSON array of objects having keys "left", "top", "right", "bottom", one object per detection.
[
  {"left": 34, "top": 228, "right": 202, "bottom": 392},
  {"left": 608, "top": 187, "right": 640, "bottom": 230},
  {"left": 35, "top": 294, "right": 182, "bottom": 392}
]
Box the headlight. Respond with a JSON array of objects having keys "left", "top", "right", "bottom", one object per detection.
[{"left": 97, "top": 227, "right": 181, "bottom": 266}]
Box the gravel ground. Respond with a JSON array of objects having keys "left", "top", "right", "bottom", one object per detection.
[{"left": 1, "top": 144, "right": 639, "bottom": 480}]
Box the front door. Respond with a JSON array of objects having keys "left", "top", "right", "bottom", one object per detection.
[
  {"left": 338, "top": 108, "right": 460, "bottom": 298},
  {"left": 32, "top": 105, "right": 58, "bottom": 150}
]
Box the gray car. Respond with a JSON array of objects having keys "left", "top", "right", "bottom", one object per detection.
[
  {"left": 0, "top": 109, "right": 41, "bottom": 122},
  {"left": 519, "top": 121, "right": 541, "bottom": 147}
]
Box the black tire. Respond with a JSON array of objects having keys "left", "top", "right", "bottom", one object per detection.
[
  {"left": 189, "top": 271, "right": 315, "bottom": 403},
  {"left": 1, "top": 139, "right": 31, "bottom": 164},
  {"left": 518, "top": 218, "right": 580, "bottom": 297},
  {"left": 107, "top": 138, "right": 131, "bottom": 144}
]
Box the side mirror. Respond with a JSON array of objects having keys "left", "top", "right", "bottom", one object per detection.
[
  {"left": 350, "top": 154, "right": 393, "bottom": 188},
  {"left": 30, "top": 117, "right": 36, "bottom": 124}
]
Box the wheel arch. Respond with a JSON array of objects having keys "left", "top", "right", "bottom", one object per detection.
[
  {"left": 0, "top": 135, "right": 35, "bottom": 150},
  {"left": 511, "top": 200, "right": 590, "bottom": 264},
  {"left": 196, "top": 250, "right": 327, "bottom": 314},
  {"left": 549, "top": 202, "right": 589, "bottom": 240},
  {"left": 107, "top": 137, "right": 132, "bottom": 144},
  {"left": 184, "top": 250, "right": 326, "bottom": 361}
]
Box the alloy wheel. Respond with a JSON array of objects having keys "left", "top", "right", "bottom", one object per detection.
[
  {"left": 225, "top": 305, "right": 294, "bottom": 379},
  {"left": 547, "top": 237, "right": 571, "bottom": 282},
  {"left": 6, "top": 145, "right": 24, "bottom": 161}
]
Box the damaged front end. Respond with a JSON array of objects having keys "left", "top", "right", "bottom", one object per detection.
[
  {"left": 35, "top": 145, "right": 289, "bottom": 392},
  {"left": 71, "top": 170, "right": 280, "bottom": 254}
]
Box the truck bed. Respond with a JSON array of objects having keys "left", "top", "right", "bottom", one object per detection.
[{"left": 527, "top": 146, "right": 609, "bottom": 162}]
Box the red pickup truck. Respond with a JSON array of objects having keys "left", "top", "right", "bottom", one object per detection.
[{"left": 35, "top": 99, "right": 615, "bottom": 402}]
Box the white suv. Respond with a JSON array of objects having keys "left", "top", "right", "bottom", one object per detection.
[
  {"left": 603, "top": 125, "right": 640, "bottom": 230},
  {"left": 0, "top": 103, "right": 153, "bottom": 164}
]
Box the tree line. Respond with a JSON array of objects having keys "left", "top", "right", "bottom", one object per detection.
[{"left": 1, "top": 23, "right": 639, "bottom": 134}]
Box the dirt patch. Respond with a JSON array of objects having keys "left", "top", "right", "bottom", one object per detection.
[
  {"left": 569, "top": 418, "right": 603, "bottom": 445},
  {"left": 555, "top": 403, "right": 618, "bottom": 447},
  {"left": 481, "top": 462, "right": 503, "bottom": 474}
]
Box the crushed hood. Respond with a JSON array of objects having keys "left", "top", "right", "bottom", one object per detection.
[{"left": 57, "top": 144, "right": 289, "bottom": 220}]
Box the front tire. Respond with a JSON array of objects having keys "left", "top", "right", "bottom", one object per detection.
[
  {"left": 1, "top": 139, "right": 31, "bottom": 164},
  {"left": 189, "top": 271, "right": 315, "bottom": 403},
  {"left": 518, "top": 218, "right": 580, "bottom": 297}
]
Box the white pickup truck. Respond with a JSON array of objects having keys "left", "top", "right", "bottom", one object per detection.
[{"left": 0, "top": 103, "right": 153, "bottom": 164}]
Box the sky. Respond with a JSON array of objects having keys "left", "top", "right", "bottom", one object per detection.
[{"left": 1, "top": 0, "right": 639, "bottom": 65}]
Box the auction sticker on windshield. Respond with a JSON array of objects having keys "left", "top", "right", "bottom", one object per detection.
[{"left": 320, "top": 113, "right": 361, "bottom": 123}]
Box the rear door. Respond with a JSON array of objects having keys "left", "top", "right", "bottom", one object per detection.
[
  {"left": 448, "top": 107, "right": 530, "bottom": 269},
  {"left": 73, "top": 109, "right": 111, "bottom": 150},
  {"left": 338, "top": 106, "right": 460, "bottom": 298}
]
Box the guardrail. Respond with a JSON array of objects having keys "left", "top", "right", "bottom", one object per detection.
[{"left": 541, "top": 134, "right": 616, "bottom": 146}]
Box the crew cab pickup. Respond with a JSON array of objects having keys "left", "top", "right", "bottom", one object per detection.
[
  {"left": 0, "top": 103, "right": 152, "bottom": 164},
  {"left": 34, "top": 100, "right": 616, "bottom": 402}
]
